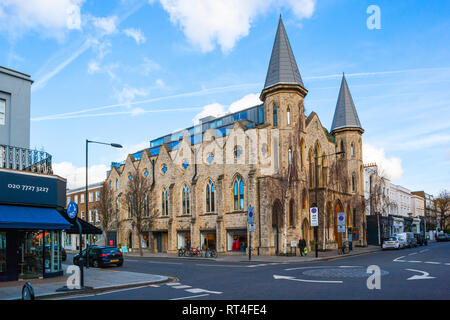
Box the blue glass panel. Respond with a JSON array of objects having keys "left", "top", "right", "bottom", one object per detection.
[
  {"left": 161, "top": 164, "right": 167, "bottom": 175},
  {"left": 233, "top": 113, "right": 239, "bottom": 122},
  {"left": 216, "top": 119, "right": 222, "bottom": 127},
  {"left": 150, "top": 147, "right": 160, "bottom": 156},
  {"left": 182, "top": 160, "right": 189, "bottom": 170},
  {"left": 239, "top": 180, "right": 244, "bottom": 195},
  {"left": 234, "top": 181, "right": 238, "bottom": 196},
  {"left": 144, "top": 169, "right": 149, "bottom": 177},
  {"left": 129, "top": 173, "right": 133, "bottom": 180},
  {"left": 206, "top": 153, "right": 214, "bottom": 164},
  {"left": 258, "top": 105, "right": 265, "bottom": 124},
  {"left": 240, "top": 111, "right": 247, "bottom": 120}
]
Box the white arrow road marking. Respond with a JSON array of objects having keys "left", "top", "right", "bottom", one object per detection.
[
  {"left": 394, "top": 256, "right": 406, "bottom": 262},
  {"left": 172, "top": 285, "right": 192, "bottom": 289},
  {"left": 285, "top": 265, "right": 361, "bottom": 271},
  {"left": 185, "top": 288, "right": 222, "bottom": 294},
  {"left": 406, "top": 269, "right": 436, "bottom": 280},
  {"left": 424, "top": 262, "right": 441, "bottom": 265},
  {"left": 273, "top": 275, "right": 343, "bottom": 284}
]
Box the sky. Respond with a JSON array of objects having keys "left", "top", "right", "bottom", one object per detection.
[{"left": 0, "top": 0, "right": 449, "bottom": 196}]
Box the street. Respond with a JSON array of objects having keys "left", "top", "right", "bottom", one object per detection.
[{"left": 58, "top": 242, "right": 450, "bottom": 300}]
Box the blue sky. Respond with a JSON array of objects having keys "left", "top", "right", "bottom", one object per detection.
[{"left": 1, "top": 0, "right": 449, "bottom": 195}]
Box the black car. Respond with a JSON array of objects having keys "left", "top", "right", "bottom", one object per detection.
[
  {"left": 73, "top": 246, "right": 123, "bottom": 268},
  {"left": 436, "top": 233, "right": 447, "bottom": 242},
  {"left": 414, "top": 233, "right": 428, "bottom": 246}
]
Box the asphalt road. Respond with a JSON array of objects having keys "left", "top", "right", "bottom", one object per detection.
[{"left": 61, "top": 241, "right": 449, "bottom": 300}]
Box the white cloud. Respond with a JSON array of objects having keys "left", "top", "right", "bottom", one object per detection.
[
  {"left": 363, "top": 143, "right": 404, "bottom": 180},
  {"left": 87, "top": 60, "right": 100, "bottom": 74},
  {"left": 154, "top": 0, "right": 316, "bottom": 52},
  {"left": 193, "top": 93, "right": 262, "bottom": 124},
  {"left": 115, "top": 86, "right": 149, "bottom": 106},
  {"left": 123, "top": 28, "right": 146, "bottom": 44},
  {"left": 0, "top": 0, "right": 84, "bottom": 37},
  {"left": 92, "top": 16, "right": 118, "bottom": 35},
  {"left": 228, "top": 93, "right": 262, "bottom": 113},
  {"left": 53, "top": 162, "right": 109, "bottom": 189}
]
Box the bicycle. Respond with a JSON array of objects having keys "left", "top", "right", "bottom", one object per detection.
[
  {"left": 187, "top": 247, "right": 201, "bottom": 257},
  {"left": 338, "top": 241, "right": 349, "bottom": 255},
  {"left": 204, "top": 248, "right": 218, "bottom": 258},
  {"left": 177, "top": 247, "right": 187, "bottom": 257}
]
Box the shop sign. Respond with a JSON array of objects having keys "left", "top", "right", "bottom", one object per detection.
[{"left": 0, "top": 170, "right": 66, "bottom": 208}]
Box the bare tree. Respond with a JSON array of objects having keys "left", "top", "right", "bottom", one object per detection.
[
  {"left": 123, "top": 164, "right": 157, "bottom": 257},
  {"left": 94, "top": 181, "right": 115, "bottom": 245},
  {"left": 435, "top": 190, "right": 449, "bottom": 231}
]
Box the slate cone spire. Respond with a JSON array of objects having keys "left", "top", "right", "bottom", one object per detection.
[
  {"left": 331, "top": 73, "right": 363, "bottom": 133},
  {"left": 263, "top": 15, "right": 305, "bottom": 91}
]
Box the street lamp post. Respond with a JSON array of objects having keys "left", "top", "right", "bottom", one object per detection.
[
  {"left": 313, "top": 150, "right": 345, "bottom": 258},
  {"left": 79, "top": 139, "right": 122, "bottom": 288}
]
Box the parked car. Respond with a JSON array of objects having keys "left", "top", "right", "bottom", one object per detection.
[
  {"left": 405, "top": 232, "right": 418, "bottom": 248},
  {"left": 394, "top": 233, "right": 408, "bottom": 248},
  {"left": 382, "top": 237, "right": 400, "bottom": 250},
  {"left": 414, "top": 233, "right": 428, "bottom": 246},
  {"left": 73, "top": 246, "right": 123, "bottom": 268},
  {"left": 436, "top": 233, "right": 448, "bottom": 242}
]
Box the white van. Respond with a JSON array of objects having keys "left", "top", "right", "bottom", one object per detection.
[{"left": 393, "top": 233, "right": 407, "bottom": 249}]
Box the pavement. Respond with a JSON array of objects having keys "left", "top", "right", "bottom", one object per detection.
[
  {"left": 0, "top": 264, "right": 169, "bottom": 300},
  {"left": 121, "top": 244, "right": 382, "bottom": 263}
]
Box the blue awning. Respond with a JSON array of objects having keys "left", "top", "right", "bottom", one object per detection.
[{"left": 0, "top": 205, "right": 71, "bottom": 230}]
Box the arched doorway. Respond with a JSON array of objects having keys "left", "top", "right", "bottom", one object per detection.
[
  {"left": 334, "top": 200, "right": 344, "bottom": 247},
  {"left": 301, "top": 218, "right": 310, "bottom": 248},
  {"left": 128, "top": 231, "right": 133, "bottom": 249},
  {"left": 272, "top": 199, "right": 283, "bottom": 255}
]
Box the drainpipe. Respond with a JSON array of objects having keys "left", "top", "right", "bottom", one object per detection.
[
  {"left": 191, "top": 149, "right": 197, "bottom": 183},
  {"left": 257, "top": 178, "right": 261, "bottom": 256}
]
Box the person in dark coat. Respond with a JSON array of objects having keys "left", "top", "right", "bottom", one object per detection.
[{"left": 298, "top": 237, "right": 307, "bottom": 256}]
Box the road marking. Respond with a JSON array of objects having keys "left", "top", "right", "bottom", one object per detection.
[
  {"left": 419, "top": 249, "right": 429, "bottom": 253},
  {"left": 150, "top": 285, "right": 160, "bottom": 287},
  {"left": 166, "top": 282, "right": 181, "bottom": 286},
  {"left": 144, "top": 261, "right": 182, "bottom": 265},
  {"left": 170, "top": 294, "right": 210, "bottom": 300},
  {"left": 196, "top": 264, "right": 247, "bottom": 267},
  {"left": 172, "top": 285, "right": 192, "bottom": 289},
  {"left": 408, "top": 261, "right": 422, "bottom": 263},
  {"left": 446, "top": 263, "right": 450, "bottom": 266},
  {"left": 95, "top": 285, "right": 151, "bottom": 296},
  {"left": 409, "top": 252, "right": 417, "bottom": 256},
  {"left": 424, "top": 262, "right": 441, "bottom": 265},
  {"left": 185, "top": 288, "right": 222, "bottom": 295},
  {"left": 273, "top": 274, "right": 343, "bottom": 284},
  {"left": 285, "top": 266, "right": 330, "bottom": 271},
  {"left": 405, "top": 269, "right": 435, "bottom": 280},
  {"left": 393, "top": 256, "right": 406, "bottom": 262}
]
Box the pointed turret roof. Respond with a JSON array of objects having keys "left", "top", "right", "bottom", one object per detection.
[
  {"left": 263, "top": 16, "right": 304, "bottom": 90},
  {"left": 331, "top": 74, "right": 363, "bottom": 133}
]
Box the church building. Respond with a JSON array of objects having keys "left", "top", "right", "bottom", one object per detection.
[{"left": 105, "top": 16, "right": 366, "bottom": 255}]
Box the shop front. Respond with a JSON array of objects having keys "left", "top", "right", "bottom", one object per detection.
[
  {"left": 0, "top": 169, "right": 70, "bottom": 282},
  {"left": 152, "top": 231, "right": 168, "bottom": 253},
  {"left": 200, "top": 230, "right": 216, "bottom": 250},
  {"left": 226, "top": 229, "right": 247, "bottom": 252},
  {"left": 177, "top": 231, "right": 191, "bottom": 249}
]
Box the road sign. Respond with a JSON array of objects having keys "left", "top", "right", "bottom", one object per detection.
[
  {"left": 338, "top": 225, "right": 346, "bottom": 232},
  {"left": 337, "top": 212, "right": 345, "bottom": 226},
  {"left": 290, "top": 241, "right": 297, "bottom": 247},
  {"left": 249, "top": 224, "right": 256, "bottom": 232},
  {"left": 310, "top": 207, "right": 318, "bottom": 227},
  {"left": 67, "top": 201, "right": 78, "bottom": 219},
  {"left": 248, "top": 206, "right": 255, "bottom": 224}
]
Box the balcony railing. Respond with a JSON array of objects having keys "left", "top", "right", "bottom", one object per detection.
[{"left": 0, "top": 144, "right": 53, "bottom": 174}]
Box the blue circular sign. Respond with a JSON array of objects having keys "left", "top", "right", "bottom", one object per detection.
[
  {"left": 339, "top": 215, "right": 344, "bottom": 221},
  {"left": 311, "top": 208, "right": 317, "bottom": 214},
  {"left": 67, "top": 201, "right": 78, "bottom": 219}
]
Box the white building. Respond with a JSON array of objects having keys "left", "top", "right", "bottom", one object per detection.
[{"left": 363, "top": 163, "right": 391, "bottom": 216}]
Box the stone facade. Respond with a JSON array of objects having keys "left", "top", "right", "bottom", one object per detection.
[{"left": 103, "top": 18, "right": 367, "bottom": 255}]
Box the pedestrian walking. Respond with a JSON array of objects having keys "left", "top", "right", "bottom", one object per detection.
[{"left": 298, "top": 236, "right": 306, "bottom": 256}]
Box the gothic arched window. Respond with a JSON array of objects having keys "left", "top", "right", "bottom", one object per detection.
[
  {"left": 162, "top": 188, "right": 169, "bottom": 216},
  {"left": 273, "top": 104, "right": 278, "bottom": 126},
  {"left": 182, "top": 184, "right": 190, "bottom": 215},
  {"left": 287, "top": 107, "right": 291, "bottom": 125},
  {"left": 206, "top": 179, "right": 215, "bottom": 212},
  {"left": 233, "top": 175, "right": 244, "bottom": 211}
]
